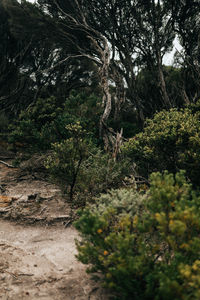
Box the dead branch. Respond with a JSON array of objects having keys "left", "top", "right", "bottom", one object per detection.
[{"left": 0, "top": 160, "right": 15, "bottom": 168}]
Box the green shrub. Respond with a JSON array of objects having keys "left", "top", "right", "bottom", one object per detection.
[
  {"left": 45, "top": 122, "right": 90, "bottom": 201},
  {"left": 64, "top": 90, "right": 101, "bottom": 140},
  {"left": 8, "top": 96, "right": 65, "bottom": 151},
  {"left": 45, "top": 122, "right": 131, "bottom": 203},
  {"left": 79, "top": 150, "right": 131, "bottom": 198},
  {"left": 8, "top": 91, "right": 101, "bottom": 152},
  {"left": 75, "top": 171, "right": 200, "bottom": 300},
  {"left": 122, "top": 108, "right": 200, "bottom": 186}
]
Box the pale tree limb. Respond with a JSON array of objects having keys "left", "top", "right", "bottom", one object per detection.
[
  {"left": 44, "top": 0, "right": 123, "bottom": 153},
  {"left": 0, "top": 160, "right": 15, "bottom": 168}
]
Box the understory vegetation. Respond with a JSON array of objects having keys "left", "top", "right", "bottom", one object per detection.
[
  {"left": 1, "top": 0, "right": 200, "bottom": 299},
  {"left": 75, "top": 171, "right": 200, "bottom": 300}
]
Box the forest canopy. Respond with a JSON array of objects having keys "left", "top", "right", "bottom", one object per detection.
[{"left": 1, "top": 0, "right": 200, "bottom": 120}]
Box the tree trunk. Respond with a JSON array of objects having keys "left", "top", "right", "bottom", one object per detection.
[
  {"left": 69, "top": 156, "right": 82, "bottom": 201},
  {"left": 110, "top": 64, "right": 125, "bottom": 121},
  {"left": 156, "top": 50, "right": 171, "bottom": 108},
  {"left": 99, "top": 39, "right": 112, "bottom": 148}
]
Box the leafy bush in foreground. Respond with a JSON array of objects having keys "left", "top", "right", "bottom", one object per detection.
[
  {"left": 122, "top": 108, "right": 200, "bottom": 186},
  {"left": 75, "top": 171, "right": 200, "bottom": 300}
]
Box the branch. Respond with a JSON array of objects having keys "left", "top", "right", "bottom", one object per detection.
[
  {"left": 34, "top": 53, "right": 102, "bottom": 76},
  {"left": 0, "top": 160, "right": 15, "bottom": 168},
  {"left": 53, "top": 0, "right": 79, "bottom": 25}
]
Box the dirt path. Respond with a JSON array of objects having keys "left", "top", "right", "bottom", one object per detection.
[
  {"left": 0, "top": 153, "right": 109, "bottom": 300},
  {"left": 0, "top": 220, "right": 108, "bottom": 300}
]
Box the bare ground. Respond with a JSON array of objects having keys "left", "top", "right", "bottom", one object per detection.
[{"left": 0, "top": 151, "right": 110, "bottom": 300}]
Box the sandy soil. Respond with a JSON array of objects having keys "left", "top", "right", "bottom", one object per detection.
[
  {"left": 0, "top": 220, "right": 109, "bottom": 300},
  {"left": 0, "top": 152, "right": 110, "bottom": 300}
]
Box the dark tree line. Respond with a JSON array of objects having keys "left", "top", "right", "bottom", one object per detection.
[
  {"left": 1, "top": 0, "right": 200, "bottom": 142},
  {"left": 1, "top": 0, "right": 99, "bottom": 113}
]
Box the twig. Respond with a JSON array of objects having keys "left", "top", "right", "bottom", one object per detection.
[
  {"left": 4, "top": 270, "right": 18, "bottom": 279},
  {"left": 0, "top": 160, "right": 15, "bottom": 168},
  {"left": 38, "top": 206, "right": 47, "bottom": 215},
  {"left": 18, "top": 273, "right": 34, "bottom": 276}
]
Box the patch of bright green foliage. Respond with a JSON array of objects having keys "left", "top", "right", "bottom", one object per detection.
[{"left": 122, "top": 107, "right": 200, "bottom": 186}]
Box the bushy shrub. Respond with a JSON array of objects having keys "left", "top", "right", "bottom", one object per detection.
[
  {"left": 64, "top": 90, "right": 101, "bottom": 140},
  {"left": 8, "top": 96, "right": 65, "bottom": 151},
  {"left": 121, "top": 108, "right": 200, "bottom": 186},
  {"left": 8, "top": 91, "right": 101, "bottom": 152},
  {"left": 75, "top": 171, "right": 200, "bottom": 300},
  {"left": 45, "top": 122, "right": 131, "bottom": 203},
  {"left": 45, "top": 122, "right": 90, "bottom": 201},
  {"left": 79, "top": 150, "right": 131, "bottom": 198}
]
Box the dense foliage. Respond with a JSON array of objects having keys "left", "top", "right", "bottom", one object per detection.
[
  {"left": 1, "top": 0, "right": 200, "bottom": 121},
  {"left": 8, "top": 91, "right": 101, "bottom": 151},
  {"left": 45, "top": 122, "right": 131, "bottom": 202},
  {"left": 1, "top": 1, "right": 200, "bottom": 299},
  {"left": 122, "top": 107, "right": 200, "bottom": 187},
  {"left": 75, "top": 171, "right": 200, "bottom": 300}
]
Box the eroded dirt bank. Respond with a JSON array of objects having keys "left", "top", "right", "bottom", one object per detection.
[{"left": 0, "top": 150, "right": 109, "bottom": 300}]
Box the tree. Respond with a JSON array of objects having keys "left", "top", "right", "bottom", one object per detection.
[
  {"left": 34, "top": 0, "right": 115, "bottom": 146},
  {"left": 175, "top": 0, "right": 200, "bottom": 103},
  {"left": 0, "top": 2, "right": 29, "bottom": 113},
  {"left": 1, "top": 0, "right": 101, "bottom": 114},
  {"left": 81, "top": 0, "right": 178, "bottom": 117},
  {"left": 3, "top": 0, "right": 199, "bottom": 129},
  {"left": 135, "top": 66, "right": 188, "bottom": 118},
  {"left": 34, "top": 0, "right": 182, "bottom": 143},
  {"left": 3, "top": 0, "right": 117, "bottom": 149}
]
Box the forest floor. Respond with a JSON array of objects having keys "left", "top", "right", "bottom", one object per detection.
[{"left": 0, "top": 147, "right": 109, "bottom": 300}]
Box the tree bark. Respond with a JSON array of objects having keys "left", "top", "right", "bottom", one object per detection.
[
  {"left": 110, "top": 64, "right": 125, "bottom": 121},
  {"left": 99, "top": 39, "right": 112, "bottom": 140},
  {"left": 156, "top": 50, "right": 171, "bottom": 108}
]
